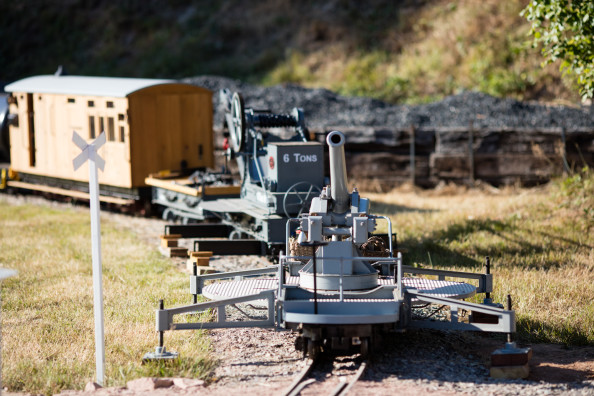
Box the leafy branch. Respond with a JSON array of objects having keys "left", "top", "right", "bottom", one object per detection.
[{"left": 522, "top": 0, "right": 594, "bottom": 100}]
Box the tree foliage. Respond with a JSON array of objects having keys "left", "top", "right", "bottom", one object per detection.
[{"left": 522, "top": 0, "right": 594, "bottom": 100}]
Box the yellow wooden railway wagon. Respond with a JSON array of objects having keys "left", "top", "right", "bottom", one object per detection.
[{"left": 4, "top": 75, "right": 213, "bottom": 200}]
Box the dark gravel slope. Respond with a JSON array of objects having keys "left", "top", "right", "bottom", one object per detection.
[{"left": 185, "top": 76, "right": 594, "bottom": 132}]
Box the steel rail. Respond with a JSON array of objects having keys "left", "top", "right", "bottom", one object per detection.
[
  {"left": 331, "top": 360, "right": 367, "bottom": 396},
  {"left": 281, "top": 358, "right": 317, "bottom": 396},
  {"left": 280, "top": 356, "right": 368, "bottom": 396}
]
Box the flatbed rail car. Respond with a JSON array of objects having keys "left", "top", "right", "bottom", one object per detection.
[
  {"left": 149, "top": 131, "right": 519, "bottom": 368},
  {"left": 145, "top": 170, "right": 241, "bottom": 222},
  {"left": 2, "top": 75, "right": 215, "bottom": 204},
  {"left": 157, "top": 91, "right": 327, "bottom": 256}
]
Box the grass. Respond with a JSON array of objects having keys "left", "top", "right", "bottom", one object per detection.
[
  {"left": 0, "top": 201, "right": 215, "bottom": 395},
  {"left": 262, "top": 0, "right": 581, "bottom": 104},
  {"left": 368, "top": 169, "right": 594, "bottom": 346},
  {"left": 1, "top": 170, "right": 592, "bottom": 393},
  {"left": 0, "top": 0, "right": 582, "bottom": 105}
]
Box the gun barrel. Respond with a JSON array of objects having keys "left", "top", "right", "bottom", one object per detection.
[{"left": 326, "top": 131, "right": 349, "bottom": 213}]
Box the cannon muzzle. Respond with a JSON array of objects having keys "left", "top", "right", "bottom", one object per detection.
[{"left": 326, "top": 131, "right": 349, "bottom": 213}]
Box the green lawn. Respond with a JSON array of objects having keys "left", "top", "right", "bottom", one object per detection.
[
  {"left": 369, "top": 170, "right": 594, "bottom": 346},
  {"left": 0, "top": 201, "right": 214, "bottom": 395},
  {"left": 1, "top": 169, "right": 592, "bottom": 394}
]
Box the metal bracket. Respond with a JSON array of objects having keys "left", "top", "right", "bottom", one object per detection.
[
  {"left": 402, "top": 265, "right": 492, "bottom": 294},
  {"left": 157, "top": 290, "right": 276, "bottom": 331},
  {"left": 406, "top": 290, "right": 515, "bottom": 333}
]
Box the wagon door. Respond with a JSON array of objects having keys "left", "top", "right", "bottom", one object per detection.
[{"left": 26, "top": 93, "right": 36, "bottom": 167}]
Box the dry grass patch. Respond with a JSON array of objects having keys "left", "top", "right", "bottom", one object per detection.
[
  {"left": 262, "top": 0, "right": 580, "bottom": 103},
  {"left": 2, "top": 170, "right": 592, "bottom": 393},
  {"left": 0, "top": 201, "right": 214, "bottom": 395},
  {"left": 367, "top": 172, "right": 594, "bottom": 346}
]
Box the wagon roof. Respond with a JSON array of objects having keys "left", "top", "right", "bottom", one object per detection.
[{"left": 4, "top": 75, "right": 179, "bottom": 97}]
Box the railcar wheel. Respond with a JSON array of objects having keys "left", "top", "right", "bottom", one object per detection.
[
  {"left": 162, "top": 208, "right": 177, "bottom": 222},
  {"left": 306, "top": 339, "right": 321, "bottom": 360},
  {"left": 360, "top": 337, "right": 370, "bottom": 358},
  {"left": 181, "top": 216, "right": 193, "bottom": 225},
  {"left": 229, "top": 229, "right": 247, "bottom": 240}
]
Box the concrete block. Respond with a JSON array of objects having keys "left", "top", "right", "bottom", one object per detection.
[
  {"left": 188, "top": 257, "right": 211, "bottom": 266},
  {"left": 173, "top": 378, "right": 205, "bottom": 389},
  {"left": 490, "top": 363, "right": 530, "bottom": 379},
  {"left": 491, "top": 346, "right": 533, "bottom": 366},
  {"left": 196, "top": 266, "right": 216, "bottom": 275},
  {"left": 187, "top": 257, "right": 211, "bottom": 271},
  {"left": 126, "top": 377, "right": 173, "bottom": 392},
  {"left": 159, "top": 245, "right": 188, "bottom": 258},
  {"left": 84, "top": 382, "right": 102, "bottom": 391}
]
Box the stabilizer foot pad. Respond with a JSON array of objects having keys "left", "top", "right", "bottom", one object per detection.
[{"left": 142, "top": 346, "right": 179, "bottom": 362}]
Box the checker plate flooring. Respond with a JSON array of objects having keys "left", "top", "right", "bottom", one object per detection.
[{"left": 202, "top": 276, "right": 476, "bottom": 301}]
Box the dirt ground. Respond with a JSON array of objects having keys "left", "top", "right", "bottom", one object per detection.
[
  {"left": 3, "top": 193, "right": 594, "bottom": 395},
  {"left": 40, "top": 330, "right": 594, "bottom": 395}
]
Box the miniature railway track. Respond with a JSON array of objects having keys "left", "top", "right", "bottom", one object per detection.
[
  {"left": 281, "top": 355, "right": 368, "bottom": 396},
  {"left": 281, "top": 358, "right": 316, "bottom": 396}
]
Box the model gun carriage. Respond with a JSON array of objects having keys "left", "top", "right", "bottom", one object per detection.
[{"left": 149, "top": 129, "right": 516, "bottom": 361}]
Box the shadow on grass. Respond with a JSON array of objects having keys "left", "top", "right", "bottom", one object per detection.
[
  {"left": 371, "top": 200, "right": 437, "bottom": 216},
  {"left": 517, "top": 316, "right": 593, "bottom": 347},
  {"left": 398, "top": 217, "right": 588, "bottom": 271},
  {"left": 536, "top": 229, "right": 594, "bottom": 250},
  {"left": 394, "top": 216, "right": 593, "bottom": 347},
  {"left": 398, "top": 218, "right": 516, "bottom": 270}
]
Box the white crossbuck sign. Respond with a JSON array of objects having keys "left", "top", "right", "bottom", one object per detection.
[
  {"left": 73, "top": 131, "right": 105, "bottom": 172},
  {"left": 72, "top": 131, "right": 106, "bottom": 385}
]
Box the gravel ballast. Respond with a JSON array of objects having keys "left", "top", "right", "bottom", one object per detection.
[{"left": 184, "top": 76, "right": 594, "bottom": 132}]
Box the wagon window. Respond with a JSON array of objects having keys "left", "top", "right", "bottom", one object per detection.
[
  {"left": 89, "top": 116, "right": 96, "bottom": 139},
  {"left": 107, "top": 117, "right": 115, "bottom": 141},
  {"left": 119, "top": 126, "right": 125, "bottom": 143},
  {"left": 106, "top": 101, "right": 114, "bottom": 108},
  {"left": 88, "top": 100, "right": 95, "bottom": 107}
]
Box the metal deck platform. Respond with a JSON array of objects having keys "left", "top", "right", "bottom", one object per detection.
[
  {"left": 200, "top": 198, "right": 280, "bottom": 217},
  {"left": 202, "top": 276, "right": 477, "bottom": 301}
]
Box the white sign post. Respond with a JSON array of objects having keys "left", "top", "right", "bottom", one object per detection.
[{"left": 73, "top": 131, "right": 106, "bottom": 385}]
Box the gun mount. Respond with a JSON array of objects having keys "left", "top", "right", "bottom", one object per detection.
[
  {"left": 299, "top": 130, "right": 379, "bottom": 291},
  {"left": 152, "top": 129, "right": 516, "bottom": 363},
  {"left": 151, "top": 129, "right": 517, "bottom": 366},
  {"left": 176, "top": 91, "right": 327, "bottom": 245},
  {"left": 227, "top": 91, "right": 308, "bottom": 153}
]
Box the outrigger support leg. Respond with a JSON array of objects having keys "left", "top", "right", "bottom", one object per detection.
[{"left": 142, "top": 299, "right": 179, "bottom": 362}]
